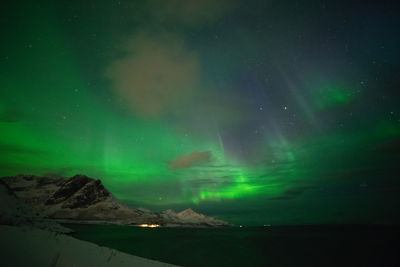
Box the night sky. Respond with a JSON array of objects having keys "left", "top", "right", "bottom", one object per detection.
[{"left": 1, "top": 0, "right": 400, "bottom": 225}]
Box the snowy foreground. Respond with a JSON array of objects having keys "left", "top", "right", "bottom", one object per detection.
[
  {"left": 0, "top": 225, "right": 177, "bottom": 267},
  {"left": 0, "top": 180, "right": 177, "bottom": 266}
]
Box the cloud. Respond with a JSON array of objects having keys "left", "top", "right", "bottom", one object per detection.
[
  {"left": 269, "top": 186, "right": 314, "bottom": 200},
  {"left": 105, "top": 1, "right": 243, "bottom": 123},
  {"left": 106, "top": 33, "right": 201, "bottom": 117},
  {"left": 372, "top": 137, "right": 400, "bottom": 154},
  {"left": 168, "top": 151, "right": 212, "bottom": 170}
]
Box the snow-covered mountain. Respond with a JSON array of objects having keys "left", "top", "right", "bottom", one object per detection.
[
  {"left": 160, "top": 208, "right": 228, "bottom": 227},
  {"left": 0, "top": 177, "right": 177, "bottom": 266},
  {"left": 0, "top": 180, "right": 72, "bottom": 233},
  {"left": 1, "top": 174, "right": 229, "bottom": 227}
]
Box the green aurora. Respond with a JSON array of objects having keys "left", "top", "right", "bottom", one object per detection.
[{"left": 1, "top": 0, "right": 400, "bottom": 225}]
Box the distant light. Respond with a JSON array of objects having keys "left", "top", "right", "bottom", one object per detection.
[
  {"left": 263, "top": 224, "right": 271, "bottom": 227},
  {"left": 138, "top": 224, "right": 160, "bottom": 228},
  {"left": 239, "top": 225, "right": 243, "bottom": 228}
]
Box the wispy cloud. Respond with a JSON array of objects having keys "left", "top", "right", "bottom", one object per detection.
[
  {"left": 106, "top": 33, "right": 201, "bottom": 117},
  {"left": 168, "top": 151, "right": 212, "bottom": 170}
]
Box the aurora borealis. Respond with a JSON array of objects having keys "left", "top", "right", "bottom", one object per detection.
[{"left": 1, "top": 0, "right": 400, "bottom": 225}]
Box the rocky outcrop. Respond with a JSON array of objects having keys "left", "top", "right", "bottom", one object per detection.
[
  {"left": 1, "top": 174, "right": 230, "bottom": 227},
  {"left": 45, "top": 175, "right": 110, "bottom": 208}
]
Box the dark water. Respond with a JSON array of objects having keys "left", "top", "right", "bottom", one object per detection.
[{"left": 66, "top": 224, "right": 400, "bottom": 267}]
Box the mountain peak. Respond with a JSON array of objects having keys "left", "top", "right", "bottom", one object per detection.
[
  {"left": 177, "top": 208, "right": 205, "bottom": 219},
  {"left": 71, "top": 174, "right": 91, "bottom": 180},
  {"left": 45, "top": 174, "right": 110, "bottom": 208},
  {"left": 179, "top": 208, "right": 195, "bottom": 214}
]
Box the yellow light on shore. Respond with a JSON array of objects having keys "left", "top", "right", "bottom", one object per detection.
[{"left": 138, "top": 224, "right": 160, "bottom": 228}]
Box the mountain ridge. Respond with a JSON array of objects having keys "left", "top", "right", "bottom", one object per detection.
[{"left": 1, "top": 174, "right": 229, "bottom": 227}]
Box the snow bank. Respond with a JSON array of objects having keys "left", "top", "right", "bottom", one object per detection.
[{"left": 0, "top": 225, "right": 177, "bottom": 267}]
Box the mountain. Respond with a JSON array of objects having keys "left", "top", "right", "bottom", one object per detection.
[
  {"left": 160, "top": 208, "right": 228, "bottom": 227},
  {"left": 0, "top": 180, "right": 72, "bottom": 233},
  {"left": 0, "top": 177, "right": 177, "bottom": 266},
  {"left": 1, "top": 174, "right": 229, "bottom": 227}
]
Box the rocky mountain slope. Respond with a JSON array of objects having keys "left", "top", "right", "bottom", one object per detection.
[
  {"left": 1, "top": 174, "right": 229, "bottom": 227},
  {"left": 0, "top": 180, "right": 72, "bottom": 233},
  {"left": 0, "top": 177, "right": 177, "bottom": 266}
]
